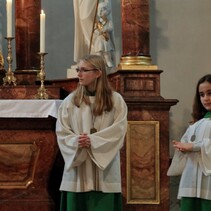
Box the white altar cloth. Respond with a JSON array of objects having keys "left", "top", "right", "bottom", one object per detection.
[{"left": 0, "top": 100, "right": 63, "bottom": 118}]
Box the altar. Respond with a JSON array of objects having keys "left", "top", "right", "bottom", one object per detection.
[{"left": 0, "top": 99, "right": 62, "bottom": 211}]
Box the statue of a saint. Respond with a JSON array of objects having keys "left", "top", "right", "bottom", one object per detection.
[
  {"left": 91, "top": 1, "right": 115, "bottom": 68},
  {"left": 73, "top": 0, "right": 115, "bottom": 70}
]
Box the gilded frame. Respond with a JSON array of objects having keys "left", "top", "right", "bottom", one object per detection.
[{"left": 126, "top": 121, "right": 160, "bottom": 204}]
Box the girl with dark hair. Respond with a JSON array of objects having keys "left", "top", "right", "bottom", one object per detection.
[{"left": 172, "top": 74, "right": 211, "bottom": 210}]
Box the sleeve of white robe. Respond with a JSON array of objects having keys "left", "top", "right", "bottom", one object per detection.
[
  {"left": 56, "top": 94, "right": 88, "bottom": 170},
  {"left": 180, "top": 128, "right": 190, "bottom": 143},
  {"left": 88, "top": 92, "right": 128, "bottom": 170},
  {"left": 200, "top": 121, "right": 211, "bottom": 176}
]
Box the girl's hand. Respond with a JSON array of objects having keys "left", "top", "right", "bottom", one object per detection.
[
  {"left": 78, "top": 133, "right": 91, "bottom": 148},
  {"left": 172, "top": 140, "right": 193, "bottom": 152}
]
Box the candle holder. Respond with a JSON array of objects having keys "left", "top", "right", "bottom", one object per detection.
[
  {"left": 35, "top": 53, "right": 48, "bottom": 99},
  {"left": 3, "top": 37, "right": 17, "bottom": 86}
]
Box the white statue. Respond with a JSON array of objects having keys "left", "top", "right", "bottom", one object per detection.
[
  {"left": 91, "top": 1, "right": 115, "bottom": 68},
  {"left": 73, "top": 0, "right": 115, "bottom": 69}
]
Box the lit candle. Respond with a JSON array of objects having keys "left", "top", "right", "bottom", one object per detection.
[
  {"left": 6, "top": 0, "right": 12, "bottom": 37},
  {"left": 40, "top": 10, "right": 45, "bottom": 53}
]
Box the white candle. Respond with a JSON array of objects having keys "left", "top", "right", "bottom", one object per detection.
[
  {"left": 40, "top": 10, "right": 45, "bottom": 53},
  {"left": 6, "top": 0, "right": 12, "bottom": 37}
]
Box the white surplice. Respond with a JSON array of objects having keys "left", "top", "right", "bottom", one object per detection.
[
  {"left": 178, "top": 118, "right": 211, "bottom": 200},
  {"left": 56, "top": 91, "right": 128, "bottom": 193}
]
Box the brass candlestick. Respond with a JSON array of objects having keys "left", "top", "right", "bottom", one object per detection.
[
  {"left": 35, "top": 53, "right": 48, "bottom": 99},
  {"left": 3, "top": 37, "right": 17, "bottom": 86}
]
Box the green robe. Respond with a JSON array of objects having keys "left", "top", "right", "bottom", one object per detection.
[
  {"left": 178, "top": 112, "right": 211, "bottom": 210},
  {"left": 60, "top": 191, "right": 123, "bottom": 211}
]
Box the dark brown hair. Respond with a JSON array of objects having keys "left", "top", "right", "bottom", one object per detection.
[{"left": 192, "top": 74, "right": 211, "bottom": 122}]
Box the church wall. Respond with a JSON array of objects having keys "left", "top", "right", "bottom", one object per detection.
[{"left": 150, "top": 0, "right": 211, "bottom": 156}]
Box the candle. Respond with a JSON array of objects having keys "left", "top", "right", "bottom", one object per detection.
[
  {"left": 6, "top": 0, "right": 12, "bottom": 37},
  {"left": 40, "top": 10, "right": 45, "bottom": 53}
]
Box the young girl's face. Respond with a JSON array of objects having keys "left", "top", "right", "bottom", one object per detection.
[
  {"left": 77, "top": 60, "right": 101, "bottom": 91},
  {"left": 199, "top": 81, "right": 211, "bottom": 111}
]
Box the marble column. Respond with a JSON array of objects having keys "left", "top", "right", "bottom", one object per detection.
[
  {"left": 15, "top": 0, "right": 41, "bottom": 71},
  {"left": 120, "top": 0, "right": 152, "bottom": 67}
]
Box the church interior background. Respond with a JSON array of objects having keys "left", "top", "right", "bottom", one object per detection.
[{"left": 0, "top": 0, "right": 211, "bottom": 210}]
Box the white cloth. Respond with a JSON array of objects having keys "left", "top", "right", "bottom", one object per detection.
[
  {"left": 73, "top": 0, "right": 98, "bottom": 63},
  {"left": 178, "top": 118, "right": 211, "bottom": 200},
  {"left": 0, "top": 99, "right": 62, "bottom": 118},
  {"left": 56, "top": 91, "right": 128, "bottom": 192}
]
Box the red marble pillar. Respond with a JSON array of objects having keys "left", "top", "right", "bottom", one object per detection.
[
  {"left": 15, "top": 0, "right": 41, "bottom": 71},
  {"left": 121, "top": 0, "right": 151, "bottom": 65}
]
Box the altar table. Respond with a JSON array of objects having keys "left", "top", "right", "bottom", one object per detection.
[{"left": 0, "top": 99, "right": 63, "bottom": 211}]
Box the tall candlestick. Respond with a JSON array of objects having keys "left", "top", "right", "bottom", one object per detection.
[
  {"left": 6, "top": 0, "right": 12, "bottom": 37},
  {"left": 36, "top": 53, "right": 48, "bottom": 99},
  {"left": 40, "top": 10, "right": 45, "bottom": 53},
  {"left": 3, "top": 37, "right": 16, "bottom": 86}
]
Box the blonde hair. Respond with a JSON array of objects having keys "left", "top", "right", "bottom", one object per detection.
[{"left": 73, "top": 55, "right": 113, "bottom": 116}]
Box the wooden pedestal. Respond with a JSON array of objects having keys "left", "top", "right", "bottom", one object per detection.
[{"left": 110, "top": 69, "right": 178, "bottom": 211}]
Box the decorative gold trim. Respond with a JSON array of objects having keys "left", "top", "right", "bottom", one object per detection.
[
  {"left": 35, "top": 52, "right": 48, "bottom": 99},
  {"left": 126, "top": 121, "right": 160, "bottom": 204},
  {"left": 118, "top": 56, "right": 158, "bottom": 70},
  {"left": 121, "top": 55, "right": 152, "bottom": 65},
  {"left": 118, "top": 64, "right": 158, "bottom": 71},
  {"left": 3, "top": 37, "right": 17, "bottom": 86}
]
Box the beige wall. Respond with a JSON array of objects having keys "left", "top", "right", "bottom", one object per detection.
[{"left": 150, "top": 0, "right": 211, "bottom": 155}]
